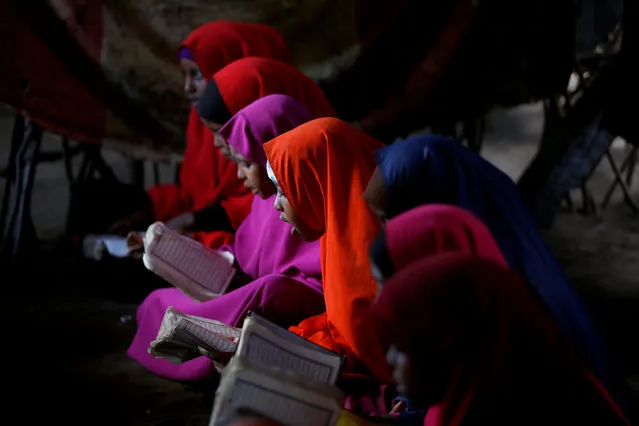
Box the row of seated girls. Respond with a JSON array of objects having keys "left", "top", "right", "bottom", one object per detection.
[{"left": 85, "top": 20, "right": 631, "bottom": 425}]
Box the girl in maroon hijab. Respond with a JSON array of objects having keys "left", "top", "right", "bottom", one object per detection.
[
  {"left": 75, "top": 21, "right": 291, "bottom": 248},
  {"left": 369, "top": 254, "right": 630, "bottom": 426}
]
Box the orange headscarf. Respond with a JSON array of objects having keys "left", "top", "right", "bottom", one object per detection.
[{"left": 263, "top": 117, "right": 391, "bottom": 383}]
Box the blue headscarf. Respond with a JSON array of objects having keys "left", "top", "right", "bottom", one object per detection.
[{"left": 375, "top": 134, "right": 625, "bottom": 408}]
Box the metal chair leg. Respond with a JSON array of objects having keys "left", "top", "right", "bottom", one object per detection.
[
  {"left": 602, "top": 150, "right": 639, "bottom": 213},
  {"left": 625, "top": 145, "right": 637, "bottom": 186},
  {"left": 0, "top": 120, "right": 43, "bottom": 258},
  {"left": 0, "top": 114, "right": 25, "bottom": 245}
]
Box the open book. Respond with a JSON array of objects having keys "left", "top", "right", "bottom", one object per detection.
[
  {"left": 210, "top": 356, "right": 345, "bottom": 426},
  {"left": 237, "top": 312, "right": 345, "bottom": 385},
  {"left": 143, "top": 222, "right": 236, "bottom": 301},
  {"left": 149, "top": 307, "right": 241, "bottom": 364},
  {"left": 148, "top": 309, "right": 345, "bottom": 379}
]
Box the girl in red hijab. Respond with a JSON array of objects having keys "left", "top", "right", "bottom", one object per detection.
[
  {"left": 369, "top": 253, "right": 630, "bottom": 426},
  {"left": 193, "top": 57, "right": 337, "bottom": 248},
  {"left": 197, "top": 57, "right": 336, "bottom": 130},
  {"left": 107, "top": 21, "right": 291, "bottom": 248}
]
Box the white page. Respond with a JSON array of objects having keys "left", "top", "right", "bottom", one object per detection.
[
  {"left": 237, "top": 314, "right": 343, "bottom": 384},
  {"left": 228, "top": 379, "right": 336, "bottom": 426},
  {"left": 151, "top": 308, "right": 240, "bottom": 360},
  {"left": 179, "top": 314, "right": 240, "bottom": 353},
  {"left": 211, "top": 358, "right": 342, "bottom": 426},
  {"left": 101, "top": 236, "right": 129, "bottom": 257},
  {"left": 144, "top": 223, "right": 235, "bottom": 297}
]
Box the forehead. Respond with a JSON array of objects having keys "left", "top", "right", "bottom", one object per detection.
[
  {"left": 230, "top": 147, "right": 248, "bottom": 161},
  {"left": 180, "top": 58, "right": 198, "bottom": 70}
]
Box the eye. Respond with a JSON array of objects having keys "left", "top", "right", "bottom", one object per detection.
[{"left": 192, "top": 69, "right": 203, "bottom": 80}]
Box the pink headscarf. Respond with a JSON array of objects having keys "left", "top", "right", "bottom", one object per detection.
[
  {"left": 218, "top": 95, "right": 321, "bottom": 286},
  {"left": 369, "top": 254, "right": 630, "bottom": 426},
  {"left": 369, "top": 205, "right": 506, "bottom": 280}
]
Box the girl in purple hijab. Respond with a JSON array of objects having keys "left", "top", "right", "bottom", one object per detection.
[{"left": 127, "top": 95, "right": 325, "bottom": 381}]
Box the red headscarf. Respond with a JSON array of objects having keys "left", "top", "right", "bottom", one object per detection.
[
  {"left": 147, "top": 22, "right": 291, "bottom": 247},
  {"left": 213, "top": 57, "right": 337, "bottom": 119},
  {"left": 263, "top": 118, "right": 391, "bottom": 383},
  {"left": 180, "top": 21, "right": 291, "bottom": 78},
  {"left": 380, "top": 204, "right": 506, "bottom": 273},
  {"left": 369, "top": 253, "right": 630, "bottom": 426}
]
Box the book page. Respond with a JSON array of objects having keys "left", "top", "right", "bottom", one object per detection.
[
  {"left": 228, "top": 379, "right": 336, "bottom": 426},
  {"left": 145, "top": 223, "right": 235, "bottom": 295},
  {"left": 249, "top": 312, "right": 340, "bottom": 356},
  {"left": 151, "top": 308, "right": 240, "bottom": 362},
  {"left": 179, "top": 315, "right": 241, "bottom": 353},
  {"left": 211, "top": 359, "right": 342, "bottom": 426},
  {"left": 237, "top": 314, "right": 344, "bottom": 384}
]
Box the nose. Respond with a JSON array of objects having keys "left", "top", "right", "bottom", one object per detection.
[
  {"left": 273, "top": 197, "right": 283, "bottom": 212},
  {"left": 237, "top": 167, "right": 245, "bottom": 180},
  {"left": 184, "top": 75, "right": 194, "bottom": 94}
]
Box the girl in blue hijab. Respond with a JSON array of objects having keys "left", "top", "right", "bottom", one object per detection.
[{"left": 362, "top": 134, "right": 626, "bottom": 410}]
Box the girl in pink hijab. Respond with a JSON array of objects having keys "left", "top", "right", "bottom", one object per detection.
[
  {"left": 358, "top": 204, "right": 508, "bottom": 420},
  {"left": 127, "top": 95, "right": 324, "bottom": 381},
  {"left": 369, "top": 204, "right": 507, "bottom": 289}
]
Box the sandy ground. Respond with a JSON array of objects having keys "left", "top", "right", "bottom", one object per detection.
[{"left": 1, "top": 102, "right": 638, "bottom": 424}]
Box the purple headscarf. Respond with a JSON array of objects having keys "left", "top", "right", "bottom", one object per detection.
[
  {"left": 178, "top": 46, "right": 195, "bottom": 62},
  {"left": 218, "top": 95, "right": 321, "bottom": 285}
]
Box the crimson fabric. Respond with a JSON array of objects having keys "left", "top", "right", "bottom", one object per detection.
[
  {"left": 0, "top": 2, "right": 105, "bottom": 143},
  {"left": 180, "top": 21, "right": 291, "bottom": 78},
  {"left": 383, "top": 204, "right": 507, "bottom": 272},
  {"left": 213, "top": 57, "right": 337, "bottom": 119},
  {"left": 148, "top": 21, "right": 293, "bottom": 244},
  {"left": 369, "top": 254, "right": 630, "bottom": 426}
]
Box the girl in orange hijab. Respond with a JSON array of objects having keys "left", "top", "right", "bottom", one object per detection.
[
  {"left": 263, "top": 117, "right": 391, "bottom": 383},
  {"left": 104, "top": 21, "right": 291, "bottom": 248}
]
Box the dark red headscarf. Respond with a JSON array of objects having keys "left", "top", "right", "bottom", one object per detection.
[
  {"left": 147, "top": 22, "right": 292, "bottom": 247},
  {"left": 369, "top": 253, "right": 629, "bottom": 426},
  {"left": 212, "top": 57, "right": 337, "bottom": 120}
]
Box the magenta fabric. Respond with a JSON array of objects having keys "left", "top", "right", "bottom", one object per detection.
[
  {"left": 218, "top": 94, "right": 315, "bottom": 168},
  {"left": 127, "top": 278, "right": 325, "bottom": 381},
  {"left": 127, "top": 94, "right": 324, "bottom": 381}
]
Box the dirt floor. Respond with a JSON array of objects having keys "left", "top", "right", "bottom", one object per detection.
[{"left": 1, "top": 102, "right": 638, "bottom": 424}]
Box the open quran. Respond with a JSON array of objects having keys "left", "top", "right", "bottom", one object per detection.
[
  {"left": 143, "top": 222, "right": 236, "bottom": 301},
  {"left": 149, "top": 307, "right": 241, "bottom": 364},
  {"left": 149, "top": 310, "right": 345, "bottom": 378},
  {"left": 210, "top": 356, "right": 345, "bottom": 426},
  {"left": 236, "top": 312, "right": 345, "bottom": 384},
  {"left": 208, "top": 312, "right": 346, "bottom": 426}
]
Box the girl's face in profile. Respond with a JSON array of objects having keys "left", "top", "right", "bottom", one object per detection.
[
  {"left": 387, "top": 343, "right": 447, "bottom": 407},
  {"left": 180, "top": 59, "right": 206, "bottom": 107},
  {"left": 230, "top": 149, "right": 276, "bottom": 199},
  {"left": 387, "top": 345, "right": 412, "bottom": 396},
  {"left": 272, "top": 184, "right": 323, "bottom": 241},
  {"left": 199, "top": 118, "right": 231, "bottom": 157}
]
